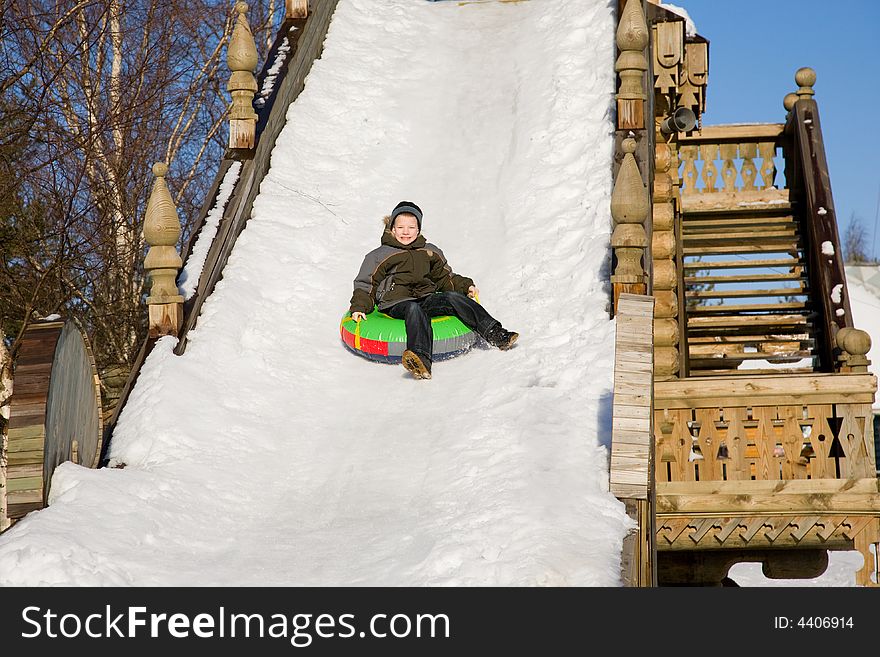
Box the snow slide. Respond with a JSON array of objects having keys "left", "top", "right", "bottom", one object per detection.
[{"left": 0, "top": 0, "right": 629, "bottom": 586}]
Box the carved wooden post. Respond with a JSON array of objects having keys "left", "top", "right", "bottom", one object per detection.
[
  {"left": 611, "top": 138, "right": 649, "bottom": 311},
  {"left": 616, "top": 0, "right": 648, "bottom": 130},
  {"left": 227, "top": 2, "right": 258, "bottom": 150},
  {"left": 143, "top": 162, "right": 184, "bottom": 338},
  {"left": 835, "top": 327, "right": 872, "bottom": 373},
  {"left": 286, "top": 0, "right": 308, "bottom": 18}
]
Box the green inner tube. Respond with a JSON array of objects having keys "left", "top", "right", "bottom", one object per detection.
[{"left": 340, "top": 308, "right": 477, "bottom": 363}]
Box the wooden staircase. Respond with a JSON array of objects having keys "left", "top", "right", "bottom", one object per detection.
[{"left": 681, "top": 196, "right": 818, "bottom": 376}]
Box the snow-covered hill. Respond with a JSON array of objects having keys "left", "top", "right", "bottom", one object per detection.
[{"left": 0, "top": 0, "right": 629, "bottom": 586}]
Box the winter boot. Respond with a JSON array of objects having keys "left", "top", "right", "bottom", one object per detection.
[
  {"left": 402, "top": 349, "right": 432, "bottom": 379},
  {"left": 485, "top": 325, "right": 519, "bottom": 351}
]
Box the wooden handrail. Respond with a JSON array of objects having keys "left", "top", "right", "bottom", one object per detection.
[
  {"left": 678, "top": 123, "right": 784, "bottom": 144},
  {"left": 787, "top": 98, "right": 853, "bottom": 371}
]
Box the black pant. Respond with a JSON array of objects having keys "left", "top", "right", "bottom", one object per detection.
[{"left": 385, "top": 292, "right": 500, "bottom": 365}]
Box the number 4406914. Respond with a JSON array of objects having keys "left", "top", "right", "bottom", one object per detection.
[{"left": 797, "top": 617, "right": 853, "bottom": 629}]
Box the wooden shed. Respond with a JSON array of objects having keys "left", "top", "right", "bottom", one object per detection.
[{"left": 3, "top": 319, "right": 103, "bottom": 522}]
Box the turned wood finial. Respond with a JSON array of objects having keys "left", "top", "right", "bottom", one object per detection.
[
  {"left": 611, "top": 137, "right": 648, "bottom": 309},
  {"left": 612, "top": 138, "right": 650, "bottom": 224},
  {"left": 227, "top": 2, "right": 258, "bottom": 149},
  {"left": 143, "top": 163, "right": 184, "bottom": 337},
  {"left": 835, "top": 327, "right": 872, "bottom": 372},
  {"left": 795, "top": 67, "right": 816, "bottom": 100},
  {"left": 783, "top": 92, "right": 798, "bottom": 112},
  {"left": 286, "top": 0, "right": 308, "bottom": 19},
  {"left": 616, "top": 0, "right": 649, "bottom": 130}
]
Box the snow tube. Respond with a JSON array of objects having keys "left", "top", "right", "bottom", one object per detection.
[{"left": 340, "top": 308, "right": 477, "bottom": 363}]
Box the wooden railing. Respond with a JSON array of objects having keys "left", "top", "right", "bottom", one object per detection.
[
  {"left": 674, "top": 74, "right": 860, "bottom": 375},
  {"left": 678, "top": 124, "right": 788, "bottom": 211},
  {"left": 655, "top": 373, "right": 877, "bottom": 484},
  {"left": 786, "top": 95, "right": 853, "bottom": 371},
  {"left": 653, "top": 372, "right": 880, "bottom": 585}
]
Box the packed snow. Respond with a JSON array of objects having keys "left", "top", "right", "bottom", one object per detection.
[
  {"left": 0, "top": 0, "right": 630, "bottom": 586},
  {"left": 179, "top": 162, "right": 242, "bottom": 300},
  {"left": 657, "top": 2, "right": 697, "bottom": 36},
  {"left": 1, "top": 0, "right": 873, "bottom": 590}
]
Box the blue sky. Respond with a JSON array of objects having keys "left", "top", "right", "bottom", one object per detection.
[{"left": 678, "top": 0, "right": 880, "bottom": 258}]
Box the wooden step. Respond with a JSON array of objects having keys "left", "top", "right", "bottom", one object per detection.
[
  {"left": 687, "top": 314, "right": 811, "bottom": 330},
  {"left": 683, "top": 243, "right": 801, "bottom": 256},
  {"left": 681, "top": 191, "right": 792, "bottom": 215},
  {"left": 684, "top": 272, "right": 804, "bottom": 284},
  {"left": 687, "top": 301, "right": 808, "bottom": 313},
  {"left": 688, "top": 335, "right": 815, "bottom": 344},
  {"left": 683, "top": 225, "right": 798, "bottom": 237},
  {"left": 687, "top": 366, "right": 815, "bottom": 377},
  {"left": 683, "top": 258, "right": 804, "bottom": 270},
  {"left": 689, "top": 350, "right": 813, "bottom": 362},
  {"left": 686, "top": 287, "right": 806, "bottom": 299},
  {"left": 689, "top": 343, "right": 813, "bottom": 357},
  {"left": 682, "top": 229, "right": 798, "bottom": 242},
  {"left": 688, "top": 314, "right": 810, "bottom": 327},
  {"left": 682, "top": 215, "right": 796, "bottom": 230}
]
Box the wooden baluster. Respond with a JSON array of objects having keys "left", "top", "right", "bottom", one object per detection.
[
  {"left": 719, "top": 143, "right": 738, "bottom": 193},
  {"left": 752, "top": 407, "right": 776, "bottom": 481},
  {"left": 757, "top": 141, "right": 777, "bottom": 190},
  {"left": 726, "top": 408, "right": 748, "bottom": 480},
  {"left": 695, "top": 408, "right": 722, "bottom": 480},
  {"left": 656, "top": 413, "right": 674, "bottom": 483},
  {"left": 679, "top": 144, "right": 699, "bottom": 194},
  {"left": 699, "top": 143, "right": 719, "bottom": 193},
  {"left": 739, "top": 142, "right": 758, "bottom": 191},
  {"left": 807, "top": 404, "right": 832, "bottom": 478},
  {"left": 673, "top": 410, "right": 693, "bottom": 482},
  {"left": 780, "top": 405, "right": 802, "bottom": 480},
  {"left": 837, "top": 402, "right": 873, "bottom": 478}
]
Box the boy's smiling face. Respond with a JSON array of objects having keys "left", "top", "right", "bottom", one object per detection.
[{"left": 391, "top": 214, "right": 420, "bottom": 245}]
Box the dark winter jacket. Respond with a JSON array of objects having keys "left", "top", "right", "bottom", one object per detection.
[{"left": 349, "top": 230, "right": 475, "bottom": 315}]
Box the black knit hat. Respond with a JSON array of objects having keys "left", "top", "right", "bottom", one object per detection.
[{"left": 390, "top": 201, "right": 423, "bottom": 230}]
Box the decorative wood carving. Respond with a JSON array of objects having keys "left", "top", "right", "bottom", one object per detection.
[
  {"left": 611, "top": 137, "right": 649, "bottom": 309},
  {"left": 227, "top": 2, "right": 259, "bottom": 149},
  {"left": 616, "top": 0, "right": 649, "bottom": 129},
  {"left": 143, "top": 162, "right": 184, "bottom": 337}
]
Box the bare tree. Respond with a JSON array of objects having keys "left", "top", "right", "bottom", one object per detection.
[
  {"left": 843, "top": 214, "right": 874, "bottom": 265},
  {"left": 1, "top": 1, "right": 281, "bottom": 414}
]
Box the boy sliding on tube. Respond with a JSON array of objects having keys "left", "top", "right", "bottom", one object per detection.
[{"left": 349, "top": 201, "right": 518, "bottom": 379}]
